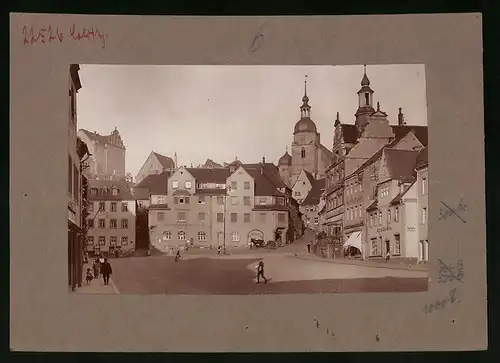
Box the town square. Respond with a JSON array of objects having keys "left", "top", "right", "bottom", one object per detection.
[{"left": 67, "top": 64, "right": 429, "bottom": 294}]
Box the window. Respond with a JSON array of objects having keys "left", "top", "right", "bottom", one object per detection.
[
  {"left": 198, "top": 196, "right": 206, "bottom": 204},
  {"left": 99, "top": 236, "right": 106, "bottom": 246},
  {"left": 217, "top": 196, "right": 224, "bottom": 205},
  {"left": 422, "top": 207, "right": 427, "bottom": 224},
  {"left": 394, "top": 234, "right": 401, "bottom": 255},
  {"left": 278, "top": 213, "right": 286, "bottom": 223},
  {"left": 162, "top": 231, "right": 171, "bottom": 240},
  {"left": 369, "top": 214, "right": 373, "bottom": 228},
  {"left": 185, "top": 181, "right": 192, "bottom": 189},
  {"left": 156, "top": 195, "right": 166, "bottom": 205},
  {"left": 99, "top": 202, "right": 105, "bottom": 211},
  {"left": 277, "top": 197, "right": 285, "bottom": 205},
  {"left": 231, "top": 232, "right": 240, "bottom": 242},
  {"left": 314, "top": 217, "right": 319, "bottom": 224},
  {"left": 98, "top": 219, "right": 105, "bottom": 229},
  {"left": 301, "top": 148, "right": 306, "bottom": 158},
  {"left": 110, "top": 219, "right": 117, "bottom": 229},
  {"left": 422, "top": 177, "right": 427, "bottom": 195},
  {"left": 379, "top": 211, "right": 383, "bottom": 226},
  {"left": 198, "top": 231, "right": 207, "bottom": 241},
  {"left": 365, "top": 92, "right": 370, "bottom": 106},
  {"left": 73, "top": 165, "right": 79, "bottom": 202},
  {"left": 244, "top": 213, "right": 250, "bottom": 222},
  {"left": 87, "top": 219, "right": 94, "bottom": 228},
  {"left": 231, "top": 213, "right": 237, "bottom": 222},
  {"left": 121, "top": 203, "right": 128, "bottom": 212},
  {"left": 231, "top": 181, "right": 237, "bottom": 190},
  {"left": 178, "top": 231, "right": 186, "bottom": 240},
  {"left": 243, "top": 196, "right": 251, "bottom": 205},
  {"left": 90, "top": 188, "right": 98, "bottom": 196},
  {"left": 371, "top": 238, "right": 378, "bottom": 256},
  {"left": 111, "top": 202, "right": 117, "bottom": 212},
  {"left": 87, "top": 236, "right": 94, "bottom": 245},
  {"left": 112, "top": 188, "right": 118, "bottom": 196},
  {"left": 110, "top": 236, "right": 117, "bottom": 245},
  {"left": 177, "top": 212, "right": 186, "bottom": 222},
  {"left": 217, "top": 213, "right": 224, "bottom": 222},
  {"left": 387, "top": 210, "right": 392, "bottom": 224},
  {"left": 244, "top": 181, "right": 250, "bottom": 190},
  {"left": 258, "top": 197, "right": 267, "bottom": 205},
  {"left": 295, "top": 191, "right": 301, "bottom": 197},
  {"left": 395, "top": 207, "right": 399, "bottom": 222},
  {"left": 121, "top": 219, "right": 128, "bottom": 229},
  {"left": 172, "top": 181, "right": 179, "bottom": 189},
  {"left": 121, "top": 236, "right": 128, "bottom": 246},
  {"left": 157, "top": 212, "right": 165, "bottom": 221},
  {"left": 198, "top": 212, "right": 206, "bottom": 221},
  {"left": 68, "top": 155, "right": 73, "bottom": 195},
  {"left": 260, "top": 213, "right": 266, "bottom": 222}
]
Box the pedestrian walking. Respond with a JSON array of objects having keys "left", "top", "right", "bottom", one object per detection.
[
  {"left": 100, "top": 258, "right": 113, "bottom": 285},
  {"left": 175, "top": 250, "right": 181, "bottom": 262},
  {"left": 217, "top": 245, "right": 222, "bottom": 255},
  {"left": 92, "top": 258, "right": 100, "bottom": 279},
  {"left": 115, "top": 248, "right": 119, "bottom": 258},
  {"left": 307, "top": 242, "right": 311, "bottom": 253},
  {"left": 255, "top": 260, "right": 268, "bottom": 284},
  {"left": 385, "top": 252, "right": 390, "bottom": 263},
  {"left": 85, "top": 268, "right": 93, "bottom": 285},
  {"left": 83, "top": 252, "right": 88, "bottom": 264}
]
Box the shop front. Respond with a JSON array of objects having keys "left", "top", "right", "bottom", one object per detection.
[{"left": 68, "top": 220, "right": 83, "bottom": 291}]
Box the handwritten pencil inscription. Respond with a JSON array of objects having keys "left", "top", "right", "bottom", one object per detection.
[
  {"left": 439, "top": 198, "right": 467, "bottom": 223},
  {"left": 438, "top": 259, "right": 464, "bottom": 284},
  {"left": 422, "top": 288, "right": 458, "bottom": 315},
  {"left": 249, "top": 22, "right": 268, "bottom": 53},
  {"left": 22, "top": 24, "right": 107, "bottom": 49}
]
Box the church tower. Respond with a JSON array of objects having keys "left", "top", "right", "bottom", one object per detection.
[
  {"left": 278, "top": 146, "right": 293, "bottom": 187},
  {"left": 290, "top": 75, "right": 321, "bottom": 183},
  {"left": 355, "top": 65, "right": 375, "bottom": 134}
]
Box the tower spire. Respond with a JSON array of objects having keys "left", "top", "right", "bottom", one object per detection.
[
  {"left": 300, "top": 74, "right": 311, "bottom": 118},
  {"left": 304, "top": 74, "right": 308, "bottom": 97}
]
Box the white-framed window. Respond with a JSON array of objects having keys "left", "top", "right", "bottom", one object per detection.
[
  {"left": 110, "top": 236, "right": 117, "bottom": 245},
  {"left": 172, "top": 180, "right": 179, "bottom": 189},
  {"left": 98, "top": 219, "right": 105, "bottom": 229},
  {"left": 258, "top": 197, "right": 267, "bottom": 205},
  {"left": 156, "top": 195, "right": 166, "bottom": 205},
  {"left": 162, "top": 231, "right": 171, "bottom": 240},
  {"left": 99, "top": 202, "right": 105, "bottom": 211},
  {"left": 422, "top": 177, "right": 427, "bottom": 195},
  {"left": 157, "top": 212, "right": 165, "bottom": 221},
  {"left": 185, "top": 181, "right": 192, "bottom": 189},
  {"left": 394, "top": 234, "right": 401, "bottom": 255},
  {"left": 110, "top": 219, "right": 117, "bottom": 229},
  {"left": 395, "top": 207, "right": 399, "bottom": 222},
  {"left": 379, "top": 211, "right": 383, "bottom": 226},
  {"left": 111, "top": 202, "right": 117, "bottom": 212},
  {"left": 197, "top": 231, "right": 207, "bottom": 241},
  {"left": 231, "top": 196, "right": 239, "bottom": 205},
  {"left": 121, "top": 202, "right": 128, "bottom": 212},
  {"left": 121, "top": 236, "right": 128, "bottom": 246},
  {"left": 112, "top": 188, "right": 118, "bottom": 196},
  {"left": 422, "top": 207, "right": 427, "bottom": 224},
  {"left": 231, "top": 232, "right": 240, "bottom": 242},
  {"left": 121, "top": 219, "right": 128, "bottom": 229},
  {"left": 178, "top": 231, "right": 186, "bottom": 240},
  {"left": 87, "top": 236, "right": 94, "bottom": 245},
  {"left": 244, "top": 181, "right": 250, "bottom": 189},
  {"left": 99, "top": 236, "right": 106, "bottom": 246},
  {"left": 387, "top": 210, "right": 391, "bottom": 224}
]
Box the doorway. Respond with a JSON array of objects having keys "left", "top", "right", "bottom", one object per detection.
[{"left": 385, "top": 240, "right": 390, "bottom": 255}]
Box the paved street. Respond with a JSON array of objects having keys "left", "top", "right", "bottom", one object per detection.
[{"left": 108, "top": 251, "right": 428, "bottom": 295}]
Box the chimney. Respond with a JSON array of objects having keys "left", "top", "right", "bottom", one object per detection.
[
  {"left": 262, "top": 156, "right": 266, "bottom": 164},
  {"left": 398, "top": 107, "right": 405, "bottom": 126}
]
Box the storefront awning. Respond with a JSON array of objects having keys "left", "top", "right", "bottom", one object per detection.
[{"left": 343, "top": 231, "right": 362, "bottom": 250}]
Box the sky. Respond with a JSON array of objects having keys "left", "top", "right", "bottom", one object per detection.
[{"left": 77, "top": 64, "right": 427, "bottom": 178}]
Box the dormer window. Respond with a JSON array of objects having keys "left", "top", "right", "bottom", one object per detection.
[
  {"left": 100, "top": 188, "right": 108, "bottom": 196},
  {"left": 112, "top": 188, "right": 119, "bottom": 196},
  {"left": 172, "top": 181, "right": 179, "bottom": 189},
  {"left": 90, "top": 188, "right": 98, "bottom": 196},
  {"left": 185, "top": 181, "right": 192, "bottom": 189}
]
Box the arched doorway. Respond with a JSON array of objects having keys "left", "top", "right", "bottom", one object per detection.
[{"left": 248, "top": 229, "right": 264, "bottom": 248}]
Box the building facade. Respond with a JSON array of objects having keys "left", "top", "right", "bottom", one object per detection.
[
  {"left": 278, "top": 77, "right": 333, "bottom": 188},
  {"left": 148, "top": 163, "right": 292, "bottom": 251},
  {"left": 85, "top": 180, "right": 137, "bottom": 255},
  {"left": 300, "top": 178, "right": 325, "bottom": 232},
  {"left": 135, "top": 151, "right": 177, "bottom": 184},
  {"left": 415, "top": 147, "right": 429, "bottom": 263},
  {"left": 78, "top": 127, "right": 126, "bottom": 181}
]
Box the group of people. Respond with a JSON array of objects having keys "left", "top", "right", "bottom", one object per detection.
[{"left": 85, "top": 255, "right": 113, "bottom": 286}]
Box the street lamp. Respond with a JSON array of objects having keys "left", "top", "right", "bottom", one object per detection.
[{"left": 223, "top": 184, "right": 231, "bottom": 255}]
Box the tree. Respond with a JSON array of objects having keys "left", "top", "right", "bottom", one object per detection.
[
  {"left": 135, "top": 203, "right": 150, "bottom": 250},
  {"left": 80, "top": 175, "right": 90, "bottom": 251}
]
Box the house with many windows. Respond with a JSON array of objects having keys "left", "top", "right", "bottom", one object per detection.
[
  {"left": 148, "top": 160, "right": 294, "bottom": 252},
  {"left": 415, "top": 147, "right": 429, "bottom": 263},
  {"left": 85, "top": 180, "right": 137, "bottom": 255}
]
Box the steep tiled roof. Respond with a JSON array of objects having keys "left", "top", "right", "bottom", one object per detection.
[
  {"left": 415, "top": 147, "right": 428, "bottom": 169},
  {"left": 303, "top": 169, "right": 317, "bottom": 185},
  {"left": 194, "top": 188, "right": 226, "bottom": 196},
  {"left": 202, "top": 158, "right": 223, "bottom": 168},
  {"left": 243, "top": 163, "right": 287, "bottom": 189},
  {"left": 79, "top": 129, "right": 113, "bottom": 145},
  {"left": 246, "top": 169, "right": 285, "bottom": 197},
  {"left": 391, "top": 125, "right": 428, "bottom": 147},
  {"left": 253, "top": 205, "right": 288, "bottom": 211},
  {"left": 133, "top": 188, "right": 150, "bottom": 200},
  {"left": 320, "top": 144, "right": 333, "bottom": 159},
  {"left": 366, "top": 200, "right": 378, "bottom": 211},
  {"left": 135, "top": 171, "right": 171, "bottom": 196},
  {"left": 87, "top": 179, "right": 135, "bottom": 201},
  {"left": 152, "top": 152, "right": 175, "bottom": 169},
  {"left": 186, "top": 168, "right": 231, "bottom": 183},
  {"left": 383, "top": 149, "right": 419, "bottom": 182},
  {"left": 302, "top": 178, "right": 326, "bottom": 206},
  {"left": 341, "top": 124, "right": 359, "bottom": 144}
]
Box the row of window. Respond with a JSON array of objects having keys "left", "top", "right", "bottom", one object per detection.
[
  {"left": 172, "top": 180, "right": 253, "bottom": 191},
  {"left": 87, "top": 236, "right": 130, "bottom": 246},
  {"left": 88, "top": 202, "right": 129, "bottom": 212},
  {"left": 161, "top": 231, "right": 242, "bottom": 242},
  {"left": 326, "top": 168, "right": 345, "bottom": 188},
  {"left": 89, "top": 187, "right": 120, "bottom": 197},
  {"left": 368, "top": 208, "right": 399, "bottom": 227},
  {"left": 370, "top": 235, "right": 401, "bottom": 257},
  {"left": 157, "top": 211, "right": 287, "bottom": 223},
  {"left": 68, "top": 155, "right": 80, "bottom": 204},
  {"left": 305, "top": 217, "right": 319, "bottom": 224},
  {"left": 305, "top": 206, "right": 318, "bottom": 212},
  {"left": 87, "top": 218, "right": 129, "bottom": 229},
  {"left": 327, "top": 193, "right": 344, "bottom": 211},
  {"left": 346, "top": 205, "right": 364, "bottom": 221},
  {"left": 154, "top": 195, "right": 284, "bottom": 207}
]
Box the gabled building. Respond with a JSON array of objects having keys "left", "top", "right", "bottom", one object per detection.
[
  {"left": 135, "top": 151, "right": 176, "bottom": 184},
  {"left": 133, "top": 170, "right": 171, "bottom": 209},
  {"left": 292, "top": 169, "right": 317, "bottom": 204},
  {"left": 85, "top": 180, "right": 137, "bottom": 255},
  {"left": 78, "top": 127, "right": 126, "bottom": 181},
  {"left": 301, "top": 178, "right": 326, "bottom": 232},
  {"left": 202, "top": 158, "right": 223, "bottom": 168}
]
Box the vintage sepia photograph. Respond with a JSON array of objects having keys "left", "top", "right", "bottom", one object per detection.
[{"left": 68, "top": 64, "right": 429, "bottom": 295}]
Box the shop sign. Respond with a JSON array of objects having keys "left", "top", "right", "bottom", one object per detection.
[
  {"left": 406, "top": 226, "right": 416, "bottom": 232},
  {"left": 377, "top": 226, "right": 392, "bottom": 232}
]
